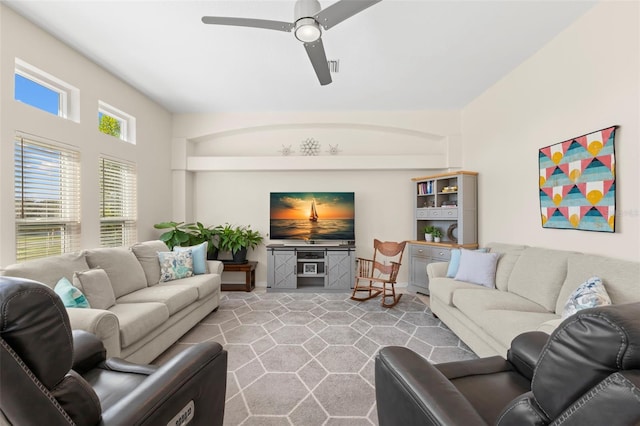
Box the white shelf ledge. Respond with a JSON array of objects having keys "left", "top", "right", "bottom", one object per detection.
[{"left": 186, "top": 155, "right": 447, "bottom": 171}]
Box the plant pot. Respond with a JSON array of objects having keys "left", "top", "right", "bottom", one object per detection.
[
  {"left": 424, "top": 234, "right": 434, "bottom": 242},
  {"left": 232, "top": 247, "right": 248, "bottom": 264},
  {"left": 434, "top": 237, "right": 441, "bottom": 243},
  {"left": 207, "top": 247, "right": 219, "bottom": 260}
]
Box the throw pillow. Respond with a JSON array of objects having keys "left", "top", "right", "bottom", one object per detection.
[
  {"left": 454, "top": 249, "right": 501, "bottom": 288},
  {"left": 54, "top": 277, "right": 90, "bottom": 308},
  {"left": 561, "top": 276, "right": 611, "bottom": 319},
  {"left": 446, "top": 248, "right": 488, "bottom": 278},
  {"left": 174, "top": 241, "right": 208, "bottom": 275},
  {"left": 73, "top": 269, "right": 116, "bottom": 310},
  {"left": 158, "top": 250, "right": 194, "bottom": 282},
  {"left": 131, "top": 240, "right": 171, "bottom": 286}
]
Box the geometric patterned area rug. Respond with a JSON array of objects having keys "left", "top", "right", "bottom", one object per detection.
[{"left": 154, "top": 290, "right": 477, "bottom": 426}]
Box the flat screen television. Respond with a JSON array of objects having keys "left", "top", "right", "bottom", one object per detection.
[{"left": 270, "top": 192, "right": 355, "bottom": 243}]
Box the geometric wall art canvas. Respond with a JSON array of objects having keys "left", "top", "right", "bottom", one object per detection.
[{"left": 539, "top": 126, "right": 616, "bottom": 232}]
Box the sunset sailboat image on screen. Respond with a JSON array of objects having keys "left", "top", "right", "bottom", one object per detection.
[
  {"left": 309, "top": 199, "right": 318, "bottom": 222},
  {"left": 270, "top": 192, "right": 355, "bottom": 242}
]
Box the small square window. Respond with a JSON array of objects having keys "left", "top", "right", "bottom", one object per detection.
[
  {"left": 98, "top": 101, "right": 136, "bottom": 144},
  {"left": 98, "top": 111, "right": 123, "bottom": 139}
]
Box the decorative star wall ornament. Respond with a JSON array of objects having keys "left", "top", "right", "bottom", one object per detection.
[
  {"left": 300, "top": 138, "right": 321, "bottom": 156},
  {"left": 327, "top": 144, "right": 341, "bottom": 155},
  {"left": 278, "top": 145, "right": 294, "bottom": 156}
]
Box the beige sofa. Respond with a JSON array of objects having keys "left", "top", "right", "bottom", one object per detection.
[
  {"left": 1, "top": 240, "right": 222, "bottom": 364},
  {"left": 427, "top": 242, "right": 640, "bottom": 358}
]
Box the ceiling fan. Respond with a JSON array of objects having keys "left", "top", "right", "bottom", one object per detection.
[{"left": 202, "top": 0, "right": 382, "bottom": 86}]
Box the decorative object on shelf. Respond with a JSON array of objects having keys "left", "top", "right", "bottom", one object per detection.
[
  {"left": 423, "top": 225, "right": 436, "bottom": 242},
  {"left": 441, "top": 186, "right": 458, "bottom": 193},
  {"left": 303, "top": 263, "right": 317, "bottom": 275},
  {"left": 300, "top": 138, "right": 321, "bottom": 156},
  {"left": 442, "top": 200, "right": 457, "bottom": 207},
  {"left": 327, "top": 144, "right": 340, "bottom": 155},
  {"left": 279, "top": 144, "right": 294, "bottom": 156},
  {"left": 432, "top": 228, "right": 442, "bottom": 243},
  {"left": 539, "top": 126, "right": 616, "bottom": 232},
  {"left": 447, "top": 223, "right": 458, "bottom": 243}
]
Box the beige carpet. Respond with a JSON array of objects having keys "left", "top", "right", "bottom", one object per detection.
[{"left": 154, "top": 290, "right": 477, "bottom": 425}]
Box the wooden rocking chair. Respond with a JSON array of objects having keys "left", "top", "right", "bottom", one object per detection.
[{"left": 351, "top": 239, "right": 407, "bottom": 308}]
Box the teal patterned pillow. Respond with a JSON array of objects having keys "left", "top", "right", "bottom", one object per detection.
[
  {"left": 158, "top": 250, "right": 194, "bottom": 282},
  {"left": 54, "top": 277, "right": 90, "bottom": 308},
  {"left": 562, "top": 276, "right": 611, "bottom": 319}
]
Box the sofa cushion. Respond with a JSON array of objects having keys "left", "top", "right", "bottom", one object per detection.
[
  {"left": 156, "top": 274, "right": 220, "bottom": 300},
  {"left": 452, "top": 288, "right": 548, "bottom": 320},
  {"left": 555, "top": 254, "right": 640, "bottom": 314},
  {"left": 561, "top": 276, "right": 611, "bottom": 319},
  {"left": 116, "top": 285, "right": 198, "bottom": 315},
  {"left": 507, "top": 247, "right": 573, "bottom": 312},
  {"left": 73, "top": 269, "right": 116, "bottom": 310},
  {"left": 485, "top": 243, "right": 527, "bottom": 292},
  {"left": 446, "top": 248, "right": 489, "bottom": 278},
  {"left": 454, "top": 249, "right": 500, "bottom": 288},
  {"left": 84, "top": 248, "right": 147, "bottom": 298},
  {"left": 54, "top": 277, "right": 90, "bottom": 308},
  {"left": 131, "top": 240, "right": 170, "bottom": 286},
  {"left": 158, "top": 251, "right": 194, "bottom": 282},
  {"left": 1, "top": 252, "right": 89, "bottom": 288},
  {"left": 429, "top": 277, "right": 488, "bottom": 307},
  {"left": 174, "top": 242, "right": 208, "bottom": 275},
  {"left": 108, "top": 302, "right": 169, "bottom": 348}
]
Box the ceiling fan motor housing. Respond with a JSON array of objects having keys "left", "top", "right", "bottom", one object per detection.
[{"left": 294, "top": 0, "right": 321, "bottom": 21}]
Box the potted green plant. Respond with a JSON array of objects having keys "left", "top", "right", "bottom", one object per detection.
[
  {"left": 185, "top": 222, "right": 221, "bottom": 259},
  {"left": 423, "top": 225, "right": 437, "bottom": 242},
  {"left": 217, "top": 223, "right": 264, "bottom": 263},
  {"left": 153, "top": 221, "right": 192, "bottom": 249},
  {"left": 432, "top": 228, "right": 442, "bottom": 243}
]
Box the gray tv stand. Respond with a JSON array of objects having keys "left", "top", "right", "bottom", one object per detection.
[{"left": 266, "top": 244, "right": 355, "bottom": 292}]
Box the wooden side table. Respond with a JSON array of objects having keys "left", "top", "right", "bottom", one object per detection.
[{"left": 221, "top": 261, "right": 257, "bottom": 292}]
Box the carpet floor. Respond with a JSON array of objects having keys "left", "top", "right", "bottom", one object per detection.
[{"left": 154, "top": 290, "right": 478, "bottom": 425}]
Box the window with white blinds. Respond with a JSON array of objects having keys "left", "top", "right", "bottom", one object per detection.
[
  {"left": 14, "top": 135, "right": 81, "bottom": 262},
  {"left": 99, "top": 157, "right": 137, "bottom": 247}
]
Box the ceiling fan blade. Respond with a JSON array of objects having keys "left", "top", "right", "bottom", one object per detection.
[
  {"left": 314, "top": 0, "right": 382, "bottom": 30},
  {"left": 201, "top": 16, "right": 293, "bottom": 33},
  {"left": 304, "top": 39, "right": 332, "bottom": 86}
]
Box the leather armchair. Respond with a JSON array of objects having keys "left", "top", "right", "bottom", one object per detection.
[
  {"left": 375, "top": 302, "right": 640, "bottom": 425},
  {"left": 0, "top": 277, "right": 228, "bottom": 426}
]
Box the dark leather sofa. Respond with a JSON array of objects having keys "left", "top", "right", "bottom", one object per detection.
[
  {"left": 0, "top": 277, "right": 228, "bottom": 425},
  {"left": 375, "top": 302, "right": 640, "bottom": 425}
]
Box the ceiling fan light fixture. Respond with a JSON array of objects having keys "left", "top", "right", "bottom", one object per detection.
[{"left": 294, "top": 18, "right": 321, "bottom": 42}]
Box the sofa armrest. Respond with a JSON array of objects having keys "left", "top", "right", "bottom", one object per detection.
[
  {"left": 375, "top": 346, "right": 487, "bottom": 426},
  {"left": 100, "top": 341, "right": 227, "bottom": 426},
  {"left": 427, "top": 261, "right": 449, "bottom": 279},
  {"left": 206, "top": 260, "right": 224, "bottom": 275},
  {"left": 507, "top": 331, "right": 549, "bottom": 381},
  {"left": 67, "top": 308, "right": 120, "bottom": 358}
]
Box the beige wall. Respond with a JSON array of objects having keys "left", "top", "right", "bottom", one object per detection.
[
  {"left": 172, "top": 111, "right": 464, "bottom": 284},
  {"left": 462, "top": 1, "right": 639, "bottom": 261},
  {"left": 0, "top": 5, "right": 174, "bottom": 265}
]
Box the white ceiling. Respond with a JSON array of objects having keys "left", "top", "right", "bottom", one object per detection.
[{"left": 5, "top": 0, "right": 596, "bottom": 113}]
